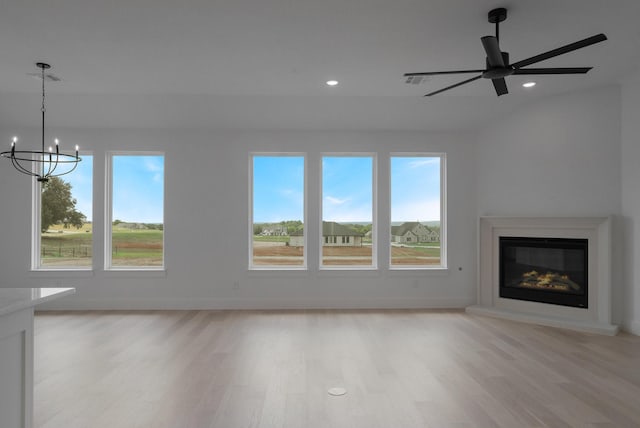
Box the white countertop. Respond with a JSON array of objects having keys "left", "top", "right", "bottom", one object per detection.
[{"left": 0, "top": 288, "right": 76, "bottom": 317}]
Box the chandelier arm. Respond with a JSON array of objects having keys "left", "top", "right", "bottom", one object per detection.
[
  {"left": 11, "top": 156, "right": 40, "bottom": 177},
  {"left": 46, "top": 153, "right": 60, "bottom": 177},
  {"left": 53, "top": 161, "right": 79, "bottom": 177},
  {"left": 3, "top": 151, "right": 79, "bottom": 162}
]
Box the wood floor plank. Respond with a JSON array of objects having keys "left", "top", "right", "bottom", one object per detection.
[{"left": 34, "top": 310, "right": 640, "bottom": 428}]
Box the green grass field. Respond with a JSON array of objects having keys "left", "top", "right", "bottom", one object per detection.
[
  {"left": 111, "top": 229, "right": 163, "bottom": 266},
  {"left": 41, "top": 225, "right": 163, "bottom": 267},
  {"left": 253, "top": 235, "right": 290, "bottom": 243}
]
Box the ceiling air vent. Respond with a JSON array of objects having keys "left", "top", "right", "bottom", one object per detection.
[
  {"left": 404, "top": 75, "right": 430, "bottom": 85},
  {"left": 27, "top": 72, "right": 61, "bottom": 82}
]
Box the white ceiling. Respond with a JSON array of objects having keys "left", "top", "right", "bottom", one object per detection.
[{"left": 0, "top": 0, "right": 638, "bottom": 131}]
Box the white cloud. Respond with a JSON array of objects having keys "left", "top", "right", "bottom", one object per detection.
[
  {"left": 408, "top": 158, "right": 439, "bottom": 169},
  {"left": 144, "top": 158, "right": 164, "bottom": 173},
  {"left": 278, "top": 188, "right": 303, "bottom": 206},
  {"left": 325, "top": 196, "right": 349, "bottom": 205}
]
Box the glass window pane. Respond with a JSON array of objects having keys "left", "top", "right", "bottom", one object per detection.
[
  {"left": 322, "top": 156, "right": 373, "bottom": 267},
  {"left": 111, "top": 155, "right": 164, "bottom": 268},
  {"left": 390, "top": 156, "right": 442, "bottom": 267},
  {"left": 39, "top": 155, "right": 93, "bottom": 268},
  {"left": 252, "top": 156, "right": 305, "bottom": 267}
]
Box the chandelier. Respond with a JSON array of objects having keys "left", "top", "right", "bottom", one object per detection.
[{"left": 1, "top": 62, "right": 80, "bottom": 182}]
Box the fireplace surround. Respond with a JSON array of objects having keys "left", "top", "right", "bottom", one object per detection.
[{"left": 468, "top": 217, "right": 618, "bottom": 335}]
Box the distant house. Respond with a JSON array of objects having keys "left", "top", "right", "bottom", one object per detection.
[
  {"left": 261, "top": 224, "right": 288, "bottom": 236},
  {"left": 323, "top": 221, "right": 363, "bottom": 247},
  {"left": 391, "top": 222, "right": 439, "bottom": 243},
  {"left": 289, "top": 229, "right": 304, "bottom": 247}
]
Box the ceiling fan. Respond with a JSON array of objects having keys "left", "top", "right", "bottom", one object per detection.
[{"left": 404, "top": 8, "right": 607, "bottom": 96}]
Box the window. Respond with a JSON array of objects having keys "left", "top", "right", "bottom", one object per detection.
[
  {"left": 34, "top": 155, "right": 93, "bottom": 269},
  {"left": 250, "top": 155, "right": 305, "bottom": 268},
  {"left": 390, "top": 154, "right": 445, "bottom": 268},
  {"left": 321, "top": 155, "right": 375, "bottom": 268},
  {"left": 107, "top": 154, "right": 164, "bottom": 269}
]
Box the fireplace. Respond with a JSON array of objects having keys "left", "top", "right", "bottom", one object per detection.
[
  {"left": 471, "top": 217, "right": 616, "bottom": 335},
  {"left": 499, "top": 237, "right": 588, "bottom": 308}
]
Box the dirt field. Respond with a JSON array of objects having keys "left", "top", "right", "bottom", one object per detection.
[{"left": 252, "top": 242, "right": 440, "bottom": 265}]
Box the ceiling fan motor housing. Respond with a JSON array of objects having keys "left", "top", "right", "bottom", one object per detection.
[
  {"left": 488, "top": 8, "right": 507, "bottom": 24},
  {"left": 483, "top": 52, "right": 514, "bottom": 79}
]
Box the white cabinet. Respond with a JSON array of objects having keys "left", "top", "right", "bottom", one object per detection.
[{"left": 0, "top": 288, "right": 74, "bottom": 428}]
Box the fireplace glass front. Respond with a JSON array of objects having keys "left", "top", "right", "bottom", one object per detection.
[{"left": 499, "top": 237, "right": 588, "bottom": 308}]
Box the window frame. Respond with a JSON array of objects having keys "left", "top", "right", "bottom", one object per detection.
[
  {"left": 31, "top": 152, "right": 94, "bottom": 271},
  {"left": 105, "top": 151, "right": 165, "bottom": 271},
  {"left": 248, "top": 152, "right": 307, "bottom": 271},
  {"left": 389, "top": 152, "right": 447, "bottom": 270},
  {"left": 319, "top": 153, "right": 377, "bottom": 271}
]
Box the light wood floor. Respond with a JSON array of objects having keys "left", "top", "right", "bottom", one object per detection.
[{"left": 34, "top": 310, "right": 640, "bottom": 428}]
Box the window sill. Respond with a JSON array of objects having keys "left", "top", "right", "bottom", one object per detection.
[
  {"left": 29, "top": 269, "right": 95, "bottom": 278},
  {"left": 387, "top": 267, "right": 450, "bottom": 276},
  {"left": 102, "top": 269, "right": 167, "bottom": 278},
  {"left": 316, "top": 269, "right": 381, "bottom": 278},
  {"left": 248, "top": 267, "right": 309, "bottom": 277}
]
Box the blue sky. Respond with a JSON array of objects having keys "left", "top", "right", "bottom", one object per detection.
[
  {"left": 323, "top": 157, "right": 372, "bottom": 222},
  {"left": 67, "top": 154, "right": 439, "bottom": 225},
  {"left": 253, "top": 156, "right": 304, "bottom": 222},
  {"left": 391, "top": 156, "right": 440, "bottom": 222},
  {"left": 64, "top": 154, "right": 164, "bottom": 223},
  {"left": 253, "top": 155, "right": 440, "bottom": 224},
  {"left": 112, "top": 155, "right": 164, "bottom": 223}
]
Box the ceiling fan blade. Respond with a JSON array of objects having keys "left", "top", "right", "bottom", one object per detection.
[
  {"left": 424, "top": 75, "right": 482, "bottom": 96},
  {"left": 492, "top": 78, "right": 508, "bottom": 96},
  {"left": 513, "top": 67, "right": 592, "bottom": 75},
  {"left": 511, "top": 34, "right": 607, "bottom": 69},
  {"left": 404, "top": 70, "right": 485, "bottom": 76},
  {"left": 481, "top": 36, "right": 504, "bottom": 67}
]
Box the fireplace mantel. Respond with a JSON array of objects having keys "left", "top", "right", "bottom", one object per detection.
[{"left": 467, "top": 216, "right": 618, "bottom": 335}]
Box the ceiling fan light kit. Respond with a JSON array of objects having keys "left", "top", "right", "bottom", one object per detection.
[{"left": 404, "top": 8, "right": 607, "bottom": 96}]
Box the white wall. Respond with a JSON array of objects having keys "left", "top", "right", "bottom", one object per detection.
[
  {"left": 2, "top": 84, "right": 633, "bottom": 328},
  {"left": 475, "top": 86, "right": 624, "bottom": 325},
  {"left": 0, "top": 129, "right": 478, "bottom": 309},
  {"left": 621, "top": 71, "right": 640, "bottom": 334}
]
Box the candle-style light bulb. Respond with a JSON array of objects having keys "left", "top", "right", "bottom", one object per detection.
[
  {"left": 54, "top": 138, "right": 59, "bottom": 146},
  {"left": 48, "top": 146, "right": 53, "bottom": 153},
  {"left": 12, "top": 136, "right": 17, "bottom": 146}
]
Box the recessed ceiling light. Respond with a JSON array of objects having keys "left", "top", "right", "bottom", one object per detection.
[
  {"left": 523, "top": 81, "right": 536, "bottom": 88},
  {"left": 326, "top": 80, "right": 339, "bottom": 86}
]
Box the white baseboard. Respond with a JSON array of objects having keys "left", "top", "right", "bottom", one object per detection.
[
  {"left": 466, "top": 305, "right": 619, "bottom": 336},
  {"left": 627, "top": 320, "right": 640, "bottom": 336},
  {"left": 36, "top": 296, "right": 474, "bottom": 311}
]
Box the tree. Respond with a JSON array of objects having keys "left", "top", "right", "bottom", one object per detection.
[{"left": 41, "top": 177, "right": 86, "bottom": 232}]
